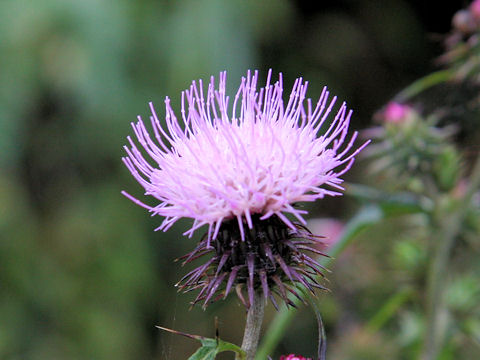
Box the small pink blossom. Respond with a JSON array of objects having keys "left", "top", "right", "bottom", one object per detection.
[
  {"left": 280, "top": 354, "right": 312, "bottom": 360},
  {"left": 308, "top": 218, "right": 344, "bottom": 250},
  {"left": 382, "top": 102, "right": 411, "bottom": 124},
  {"left": 470, "top": 0, "right": 480, "bottom": 20},
  {"left": 452, "top": 179, "right": 468, "bottom": 199}
]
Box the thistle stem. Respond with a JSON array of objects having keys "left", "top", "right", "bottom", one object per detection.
[
  {"left": 238, "top": 291, "right": 265, "bottom": 360},
  {"left": 420, "top": 222, "right": 457, "bottom": 360}
]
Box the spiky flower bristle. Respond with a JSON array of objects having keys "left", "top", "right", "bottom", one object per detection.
[{"left": 177, "top": 215, "right": 329, "bottom": 309}]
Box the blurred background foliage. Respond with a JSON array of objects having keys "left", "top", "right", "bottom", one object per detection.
[{"left": 0, "top": 0, "right": 478, "bottom": 359}]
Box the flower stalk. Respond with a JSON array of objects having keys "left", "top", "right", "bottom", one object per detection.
[{"left": 238, "top": 291, "right": 265, "bottom": 360}]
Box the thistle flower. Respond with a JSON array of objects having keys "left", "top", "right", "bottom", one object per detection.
[
  {"left": 122, "top": 70, "right": 368, "bottom": 308},
  {"left": 471, "top": 0, "right": 480, "bottom": 20},
  {"left": 441, "top": 1, "right": 480, "bottom": 82},
  {"left": 364, "top": 103, "right": 458, "bottom": 192},
  {"left": 381, "top": 102, "right": 412, "bottom": 124},
  {"left": 308, "top": 218, "right": 344, "bottom": 251}
]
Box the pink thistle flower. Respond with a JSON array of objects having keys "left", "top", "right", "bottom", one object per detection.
[
  {"left": 123, "top": 70, "right": 368, "bottom": 308},
  {"left": 470, "top": 0, "right": 480, "bottom": 21},
  {"left": 382, "top": 102, "right": 411, "bottom": 124},
  {"left": 280, "top": 354, "right": 312, "bottom": 360},
  {"left": 308, "top": 218, "right": 344, "bottom": 251}
]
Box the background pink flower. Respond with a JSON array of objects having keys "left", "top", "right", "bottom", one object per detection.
[{"left": 280, "top": 354, "right": 312, "bottom": 360}]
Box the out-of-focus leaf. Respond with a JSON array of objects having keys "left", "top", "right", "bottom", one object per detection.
[
  {"left": 346, "top": 183, "right": 432, "bottom": 215},
  {"left": 393, "top": 238, "right": 427, "bottom": 270},
  {"left": 446, "top": 275, "right": 480, "bottom": 312},
  {"left": 395, "top": 70, "right": 455, "bottom": 103},
  {"left": 303, "top": 291, "right": 326, "bottom": 360},
  {"left": 463, "top": 318, "right": 480, "bottom": 343},
  {"left": 365, "top": 287, "right": 414, "bottom": 333},
  {"left": 433, "top": 146, "right": 462, "bottom": 192},
  {"left": 398, "top": 311, "right": 424, "bottom": 346}
]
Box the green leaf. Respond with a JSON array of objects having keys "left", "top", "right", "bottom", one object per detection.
[
  {"left": 345, "top": 183, "right": 429, "bottom": 215},
  {"left": 157, "top": 326, "right": 245, "bottom": 360},
  {"left": 303, "top": 291, "right": 327, "bottom": 360},
  {"left": 394, "top": 69, "right": 454, "bottom": 102},
  {"left": 188, "top": 342, "right": 217, "bottom": 360},
  {"left": 365, "top": 287, "right": 414, "bottom": 333},
  {"left": 216, "top": 339, "right": 246, "bottom": 356}
]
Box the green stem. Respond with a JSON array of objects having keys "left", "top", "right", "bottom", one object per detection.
[
  {"left": 238, "top": 291, "right": 265, "bottom": 360},
  {"left": 421, "top": 155, "right": 480, "bottom": 360},
  {"left": 256, "top": 205, "right": 384, "bottom": 359}
]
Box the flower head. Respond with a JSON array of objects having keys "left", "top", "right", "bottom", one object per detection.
[
  {"left": 279, "top": 354, "right": 312, "bottom": 360},
  {"left": 123, "top": 70, "right": 368, "bottom": 307},
  {"left": 470, "top": 0, "right": 480, "bottom": 21},
  {"left": 381, "top": 102, "right": 411, "bottom": 124},
  {"left": 364, "top": 103, "right": 457, "bottom": 193},
  {"left": 442, "top": 1, "right": 480, "bottom": 82}
]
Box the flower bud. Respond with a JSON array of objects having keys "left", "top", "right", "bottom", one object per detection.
[
  {"left": 280, "top": 354, "right": 312, "bottom": 360},
  {"left": 433, "top": 146, "right": 462, "bottom": 191}
]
